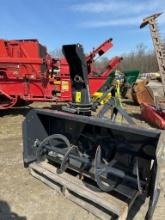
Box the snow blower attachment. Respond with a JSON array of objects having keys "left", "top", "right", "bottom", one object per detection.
[{"left": 23, "top": 43, "right": 163, "bottom": 220}]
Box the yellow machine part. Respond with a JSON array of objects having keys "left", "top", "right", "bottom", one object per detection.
[
  {"left": 75, "top": 92, "right": 81, "bottom": 103},
  {"left": 61, "top": 81, "right": 69, "bottom": 92},
  {"left": 54, "top": 80, "right": 61, "bottom": 85},
  {"left": 115, "top": 80, "right": 120, "bottom": 97},
  {"left": 92, "top": 80, "right": 121, "bottom": 105},
  {"left": 92, "top": 92, "right": 111, "bottom": 104}
]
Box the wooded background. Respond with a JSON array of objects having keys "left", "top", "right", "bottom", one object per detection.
[
  {"left": 51, "top": 43, "right": 161, "bottom": 73},
  {"left": 94, "top": 43, "right": 159, "bottom": 73}
]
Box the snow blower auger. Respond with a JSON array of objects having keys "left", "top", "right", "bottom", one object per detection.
[{"left": 23, "top": 43, "right": 164, "bottom": 220}]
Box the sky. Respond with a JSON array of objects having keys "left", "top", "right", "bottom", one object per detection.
[{"left": 0, "top": 0, "right": 165, "bottom": 57}]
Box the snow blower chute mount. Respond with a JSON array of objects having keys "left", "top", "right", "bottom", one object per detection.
[{"left": 23, "top": 43, "right": 164, "bottom": 220}]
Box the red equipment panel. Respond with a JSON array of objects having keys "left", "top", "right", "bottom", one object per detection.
[
  {"left": 0, "top": 39, "right": 57, "bottom": 109},
  {"left": 0, "top": 39, "right": 44, "bottom": 79},
  {"left": 0, "top": 38, "right": 121, "bottom": 109}
]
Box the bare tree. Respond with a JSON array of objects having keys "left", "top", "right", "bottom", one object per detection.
[
  {"left": 118, "top": 44, "right": 159, "bottom": 73},
  {"left": 50, "top": 48, "right": 64, "bottom": 58}
]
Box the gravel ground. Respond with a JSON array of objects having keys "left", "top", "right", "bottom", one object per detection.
[{"left": 0, "top": 101, "right": 165, "bottom": 220}]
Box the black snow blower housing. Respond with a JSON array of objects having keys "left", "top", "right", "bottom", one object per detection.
[{"left": 23, "top": 43, "right": 164, "bottom": 220}]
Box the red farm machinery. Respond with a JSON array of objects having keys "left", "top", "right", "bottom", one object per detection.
[{"left": 0, "top": 38, "right": 122, "bottom": 109}]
